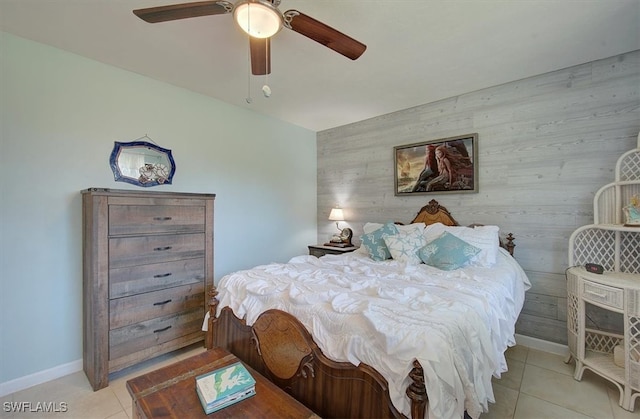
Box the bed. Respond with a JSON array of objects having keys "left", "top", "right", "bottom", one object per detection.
[{"left": 204, "top": 199, "right": 530, "bottom": 419}]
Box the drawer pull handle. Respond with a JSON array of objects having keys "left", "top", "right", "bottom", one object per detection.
[
  {"left": 153, "top": 272, "right": 172, "bottom": 278},
  {"left": 153, "top": 299, "right": 172, "bottom": 306},
  {"left": 153, "top": 325, "right": 172, "bottom": 333},
  {"left": 153, "top": 217, "right": 172, "bottom": 221},
  {"left": 153, "top": 246, "right": 172, "bottom": 251},
  {"left": 585, "top": 290, "right": 607, "bottom": 299}
]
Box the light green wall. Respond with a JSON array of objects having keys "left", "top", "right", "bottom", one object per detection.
[{"left": 0, "top": 32, "right": 317, "bottom": 386}]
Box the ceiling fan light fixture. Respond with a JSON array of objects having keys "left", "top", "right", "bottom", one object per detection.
[{"left": 234, "top": 0, "right": 282, "bottom": 39}]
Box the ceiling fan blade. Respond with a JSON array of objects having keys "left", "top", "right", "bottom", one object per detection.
[
  {"left": 284, "top": 10, "right": 366, "bottom": 60},
  {"left": 133, "top": 1, "right": 232, "bottom": 23},
  {"left": 250, "top": 37, "right": 271, "bottom": 75}
]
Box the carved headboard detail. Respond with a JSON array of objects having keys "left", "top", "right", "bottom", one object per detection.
[{"left": 410, "top": 199, "right": 459, "bottom": 226}]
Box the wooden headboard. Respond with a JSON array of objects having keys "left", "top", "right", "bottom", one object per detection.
[
  {"left": 410, "top": 199, "right": 515, "bottom": 256},
  {"left": 410, "top": 199, "right": 459, "bottom": 226}
]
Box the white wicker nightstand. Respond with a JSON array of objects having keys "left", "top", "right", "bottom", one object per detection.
[
  {"left": 566, "top": 267, "right": 639, "bottom": 410},
  {"left": 567, "top": 135, "right": 640, "bottom": 412}
]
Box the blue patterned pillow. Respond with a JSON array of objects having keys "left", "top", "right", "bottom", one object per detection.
[
  {"left": 383, "top": 229, "right": 427, "bottom": 265},
  {"left": 418, "top": 231, "right": 481, "bottom": 270},
  {"left": 360, "top": 222, "right": 399, "bottom": 261}
]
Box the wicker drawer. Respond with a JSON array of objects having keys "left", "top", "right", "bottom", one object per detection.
[
  {"left": 109, "top": 282, "right": 205, "bottom": 329},
  {"left": 109, "top": 307, "right": 203, "bottom": 360},
  {"left": 582, "top": 280, "right": 623, "bottom": 309},
  {"left": 109, "top": 258, "right": 204, "bottom": 299},
  {"left": 109, "top": 204, "right": 205, "bottom": 236},
  {"left": 109, "top": 233, "right": 205, "bottom": 269}
]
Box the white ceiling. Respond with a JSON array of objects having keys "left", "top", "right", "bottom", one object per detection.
[{"left": 1, "top": 0, "right": 639, "bottom": 132}]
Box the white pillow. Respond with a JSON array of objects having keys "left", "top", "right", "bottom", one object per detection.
[
  {"left": 364, "top": 222, "right": 426, "bottom": 234},
  {"left": 383, "top": 229, "right": 427, "bottom": 265},
  {"left": 400, "top": 222, "right": 426, "bottom": 235},
  {"left": 363, "top": 222, "right": 384, "bottom": 234},
  {"left": 423, "top": 223, "right": 499, "bottom": 267}
]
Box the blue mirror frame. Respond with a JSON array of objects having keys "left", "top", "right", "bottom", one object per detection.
[{"left": 109, "top": 141, "right": 176, "bottom": 187}]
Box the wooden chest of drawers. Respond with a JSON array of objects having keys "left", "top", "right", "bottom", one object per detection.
[{"left": 82, "top": 188, "right": 215, "bottom": 390}]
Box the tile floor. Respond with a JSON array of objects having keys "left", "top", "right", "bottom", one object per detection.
[{"left": 1, "top": 343, "right": 638, "bottom": 418}]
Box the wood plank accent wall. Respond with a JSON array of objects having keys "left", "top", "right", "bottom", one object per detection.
[{"left": 316, "top": 51, "right": 640, "bottom": 344}]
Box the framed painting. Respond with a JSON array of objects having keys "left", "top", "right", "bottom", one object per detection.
[{"left": 394, "top": 133, "right": 478, "bottom": 195}]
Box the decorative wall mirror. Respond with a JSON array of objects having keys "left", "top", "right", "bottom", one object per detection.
[{"left": 109, "top": 140, "right": 176, "bottom": 187}]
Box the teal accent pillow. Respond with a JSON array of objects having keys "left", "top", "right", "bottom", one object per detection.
[
  {"left": 360, "top": 222, "right": 399, "bottom": 261},
  {"left": 418, "top": 231, "right": 481, "bottom": 270}
]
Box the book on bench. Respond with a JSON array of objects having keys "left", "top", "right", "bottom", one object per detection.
[{"left": 195, "top": 361, "right": 256, "bottom": 414}]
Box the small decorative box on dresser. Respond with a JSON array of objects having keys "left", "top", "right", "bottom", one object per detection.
[
  {"left": 308, "top": 244, "right": 358, "bottom": 257},
  {"left": 82, "top": 188, "right": 215, "bottom": 391},
  {"left": 567, "top": 135, "right": 640, "bottom": 411}
]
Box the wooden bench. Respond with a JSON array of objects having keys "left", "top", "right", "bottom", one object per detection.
[{"left": 126, "top": 347, "right": 320, "bottom": 418}]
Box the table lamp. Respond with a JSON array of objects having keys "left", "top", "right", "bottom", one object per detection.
[{"left": 326, "top": 207, "right": 353, "bottom": 247}]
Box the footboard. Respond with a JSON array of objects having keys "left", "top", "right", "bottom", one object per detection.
[{"left": 206, "top": 289, "right": 427, "bottom": 419}]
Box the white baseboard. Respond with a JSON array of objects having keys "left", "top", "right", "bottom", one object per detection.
[
  {"left": 0, "top": 336, "right": 567, "bottom": 398},
  {"left": 515, "top": 333, "right": 569, "bottom": 357},
  {"left": 0, "top": 359, "right": 83, "bottom": 398}
]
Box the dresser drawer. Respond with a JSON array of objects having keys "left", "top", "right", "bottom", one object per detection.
[
  {"left": 109, "top": 307, "right": 203, "bottom": 360},
  {"left": 110, "top": 258, "right": 204, "bottom": 299},
  {"left": 109, "top": 282, "right": 205, "bottom": 329},
  {"left": 109, "top": 205, "right": 205, "bottom": 236},
  {"left": 582, "top": 280, "right": 624, "bottom": 309},
  {"left": 109, "top": 233, "right": 204, "bottom": 269}
]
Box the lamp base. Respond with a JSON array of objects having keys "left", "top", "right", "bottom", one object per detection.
[{"left": 324, "top": 228, "right": 353, "bottom": 247}]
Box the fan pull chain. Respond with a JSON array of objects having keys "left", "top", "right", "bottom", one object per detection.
[
  {"left": 246, "top": 53, "right": 252, "bottom": 104},
  {"left": 245, "top": 6, "right": 252, "bottom": 104},
  {"left": 262, "top": 39, "right": 271, "bottom": 98}
]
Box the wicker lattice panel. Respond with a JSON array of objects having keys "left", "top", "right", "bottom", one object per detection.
[
  {"left": 620, "top": 231, "right": 640, "bottom": 273},
  {"left": 618, "top": 150, "right": 640, "bottom": 182},
  {"left": 631, "top": 358, "right": 640, "bottom": 391},
  {"left": 629, "top": 314, "right": 640, "bottom": 390},
  {"left": 629, "top": 290, "right": 640, "bottom": 385},
  {"left": 567, "top": 293, "right": 579, "bottom": 335},
  {"left": 585, "top": 330, "right": 623, "bottom": 354},
  {"left": 571, "top": 229, "right": 640, "bottom": 273},
  {"left": 566, "top": 272, "right": 580, "bottom": 356},
  {"left": 571, "top": 228, "right": 616, "bottom": 269}
]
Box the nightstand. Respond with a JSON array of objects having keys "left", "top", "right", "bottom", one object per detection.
[
  {"left": 566, "top": 138, "right": 640, "bottom": 412},
  {"left": 308, "top": 244, "right": 358, "bottom": 257}
]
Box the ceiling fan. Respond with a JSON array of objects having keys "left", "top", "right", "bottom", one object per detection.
[{"left": 133, "top": 0, "right": 367, "bottom": 76}]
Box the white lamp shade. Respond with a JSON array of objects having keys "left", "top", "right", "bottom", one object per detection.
[
  {"left": 234, "top": 1, "right": 282, "bottom": 39},
  {"left": 328, "top": 208, "right": 345, "bottom": 221}
]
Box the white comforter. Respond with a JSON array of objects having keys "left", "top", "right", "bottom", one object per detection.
[{"left": 211, "top": 248, "right": 530, "bottom": 419}]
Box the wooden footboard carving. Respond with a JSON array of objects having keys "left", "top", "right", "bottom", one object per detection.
[{"left": 207, "top": 289, "right": 426, "bottom": 419}]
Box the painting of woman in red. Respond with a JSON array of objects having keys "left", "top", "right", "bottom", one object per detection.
[
  {"left": 394, "top": 133, "right": 477, "bottom": 195},
  {"left": 425, "top": 144, "right": 473, "bottom": 191}
]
